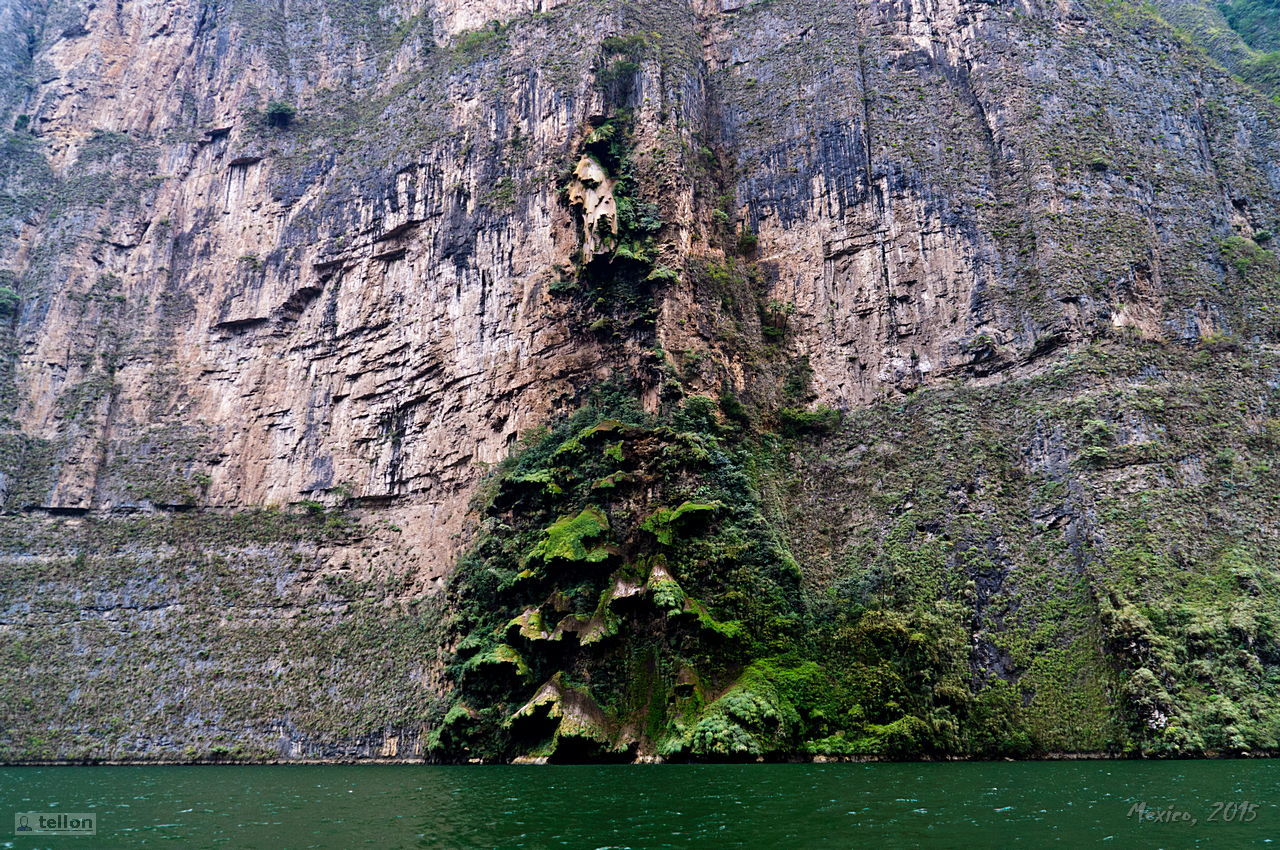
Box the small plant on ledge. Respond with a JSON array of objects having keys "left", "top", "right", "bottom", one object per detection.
[{"left": 265, "top": 100, "right": 297, "bottom": 128}]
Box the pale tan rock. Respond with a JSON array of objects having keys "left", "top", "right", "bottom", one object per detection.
[{"left": 567, "top": 154, "right": 619, "bottom": 257}]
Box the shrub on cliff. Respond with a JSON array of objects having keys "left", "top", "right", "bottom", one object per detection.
[
  {"left": 778, "top": 405, "right": 841, "bottom": 437},
  {"left": 265, "top": 100, "right": 297, "bottom": 128}
]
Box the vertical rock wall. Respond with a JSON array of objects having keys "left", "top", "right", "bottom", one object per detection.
[{"left": 1, "top": 0, "right": 1278, "bottom": 760}]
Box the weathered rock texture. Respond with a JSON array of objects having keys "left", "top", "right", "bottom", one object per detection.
[{"left": 1, "top": 0, "right": 1278, "bottom": 761}]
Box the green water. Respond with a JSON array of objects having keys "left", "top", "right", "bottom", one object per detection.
[{"left": 0, "top": 762, "right": 1276, "bottom": 848}]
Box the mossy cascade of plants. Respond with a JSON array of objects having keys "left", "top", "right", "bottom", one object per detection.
[
  {"left": 553, "top": 48, "right": 670, "bottom": 335},
  {"left": 429, "top": 386, "right": 1025, "bottom": 762},
  {"left": 781, "top": 338, "right": 1280, "bottom": 759}
]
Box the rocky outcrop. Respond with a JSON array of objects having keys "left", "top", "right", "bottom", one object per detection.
[
  {"left": 1, "top": 0, "right": 1278, "bottom": 761},
  {"left": 567, "top": 154, "right": 620, "bottom": 257}
]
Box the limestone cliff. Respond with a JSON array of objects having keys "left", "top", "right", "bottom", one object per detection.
[{"left": 1, "top": 0, "right": 1278, "bottom": 762}]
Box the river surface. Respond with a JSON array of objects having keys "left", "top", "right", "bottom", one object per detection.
[{"left": 1, "top": 761, "right": 1276, "bottom": 848}]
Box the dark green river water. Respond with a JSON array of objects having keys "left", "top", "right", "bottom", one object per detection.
[{"left": 0, "top": 761, "right": 1276, "bottom": 848}]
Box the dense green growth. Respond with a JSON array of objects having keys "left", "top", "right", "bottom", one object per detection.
[
  {"left": 433, "top": 387, "right": 813, "bottom": 760},
  {"left": 1152, "top": 0, "right": 1280, "bottom": 97},
  {"left": 1242, "top": 51, "right": 1280, "bottom": 95},
  {"left": 558, "top": 106, "right": 668, "bottom": 334},
  {"left": 434, "top": 385, "right": 1010, "bottom": 762},
  {"left": 264, "top": 101, "right": 298, "bottom": 128},
  {"left": 454, "top": 21, "right": 509, "bottom": 59},
  {"left": 784, "top": 338, "right": 1280, "bottom": 758},
  {"left": 436, "top": 335, "right": 1280, "bottom": 762},
  {"left": 597, "top": 33, "right": 649, "bottom": 89},
  {"left": 1220, "top": 0, "right": 1280, "bottom": 51}
]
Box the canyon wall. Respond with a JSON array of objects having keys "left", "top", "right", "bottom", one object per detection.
[{"left": 1, "top": 0, "right": 1278, "bottom": 761}]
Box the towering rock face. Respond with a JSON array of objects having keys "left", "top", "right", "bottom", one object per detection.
[{"left": 0, "top": 0, "right": 1277, "bottom": 761}]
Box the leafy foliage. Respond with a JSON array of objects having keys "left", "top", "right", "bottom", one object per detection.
[
  {"left": 527, "top": 508, "right": 612, "bottom": 565},
  {"left": 434, "top": 382, "right": 1037, "bottom": 762},
  {"left": 1220, "top": 0, "right": 1280, "bottom": 51},
  {"left": 264, "top": 101, "right": 297, "bottom": 127},
  {"left": 560, "top": 109, "right": 669, "bottom": 332},
  {"left": 434, "top": 389, "right": 808, "bottom": 761}
]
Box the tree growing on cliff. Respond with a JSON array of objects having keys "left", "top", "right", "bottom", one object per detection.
[{"left": 265, "top": 101, "right": 297, "bottom": 128}]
